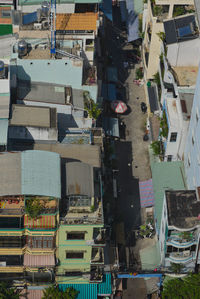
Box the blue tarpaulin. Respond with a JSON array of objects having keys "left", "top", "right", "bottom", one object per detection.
[
  {"left": 102, "top": 83, "right": 116, "bottom": 101},
  {"left": 107, "top": 67, "right": 118, "bottom": 83},
  {"left": 22, "top": 11, "right": 37, "bottom": 25},
  {"left": 100, "top": 0, "right": 112, "bottom": 21},
  {"left": 126, "top": 0, "right": 139, "bottom": 42},
  {"left": 103, "top": 117, "right": 119, "bottom": 137}
]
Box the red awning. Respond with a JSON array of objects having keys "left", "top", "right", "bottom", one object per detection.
[
  {"left": 24, "top": 254, "right": 55, "bottom": 267},
  {"left": 139, "top": 179, "right": 155, "bottom": 208},
  {"left": 24, "top": 215, "right": 56, "bottom": 229}
]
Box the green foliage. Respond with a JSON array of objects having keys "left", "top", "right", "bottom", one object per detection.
[
  {"left": 153, "top": 5, "right": 163, "bottom": 16},
  {"left": 173, "top": 5, "right": 185, "bottom": 17},
  {"left": 160, "top": 110, "right": 168, "bottom": 138},
  {"left": 84, "top": 96, "right": 101, "bottom": 120},
  {"left": 170, "top": 262, "right": 184, "bottom": 274},
  {"left": 135, "top": 67, "right": 143, "bottom": 79},
  {"left": 153, "top": 72, "right": 161, "bottom": 86},
  {"left": 162, "top": 273, "right": 200, "bottom": 299},
  {"left": 150, "top": 141, "right": 162, "bottom": 156},
  {"left": 156, "top": 31, "right": 166, "bottom": 42},
  {"left": 25, "top": 198, "right": 43, "bottom": 219},
  {"left": 42, "top": 286, "right": 78, "bottom": 299},
  {"left": 0, "top": 282, "right": 20, "bottom": 299},
  {"left": 180, "top": 231, "right": 193, "bottom": 241},
  {"left": 138, "top": 18, "right": 143, "bottom": 38},
  {"left": 90, "top": 205, "right": 95, "bottom": 212}
]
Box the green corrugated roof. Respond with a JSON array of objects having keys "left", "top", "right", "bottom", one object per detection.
[
  {"left": 151, "top": 161, "right": 186, "bottom": 231},
  {"left": 59, "top": 274, "right": 112, "bottom": 298},
  {"left": 21, "top": 150, "right": 61, "bottom": 198},
  {"left": 98, "top": 273, "right": 112, "bottom": 295},
  {"left": 0, "top": 119, "right": 8, "bottom": 146},
  {"left": 140, "top": 241, "right": 161, "bottom": 270}
]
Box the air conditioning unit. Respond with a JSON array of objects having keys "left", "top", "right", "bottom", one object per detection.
[{"left": 34, "top": 23, "right": 42, "bottom": 30}]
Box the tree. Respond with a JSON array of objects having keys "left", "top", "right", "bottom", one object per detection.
[
  {"left": 0, "top": 282, "right": 20, "bottom": 299},
  {"left": 170, "top": 262, "right": 184, "bottom": 274},
  {"left": 162, "top": 274, "right": 200, "bottom": 299},
  {"left": 42, "top": 286, "right": 78, "bottom": 299},
  {"left": 25, "top": 198, "right": 44, "bottom": 219}
]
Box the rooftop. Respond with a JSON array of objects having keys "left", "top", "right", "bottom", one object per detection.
[
  {"left": 164, "top": 14, "right": 198, "bottom": 45},
  {"left": 10, "top": 105, "right": 57, "bottom": 128},
  {"left": 166, "top": 190, "right": 200, "bottom": 229},
  {"left": 66, "top": 162, "right": 94, "bottom": 197},
  {"left": 172, "top": 66, "right": 198, "bottom": 86},
  {"left": 56, "top": 13, "right": 98, "bottom": 32},
  {"left": 151, "top": 160, "right": 186, "bottom": 230},
  {"left": 0, "top": 151, "right": 61, "bottom": 198}
]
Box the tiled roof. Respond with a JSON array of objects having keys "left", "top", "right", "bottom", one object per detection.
[
  {"left": 24, "top": 254, "right": 55, "bottom": 267},
  {"left": 24, "top": 215, "right": 56, "bottom": 229},
  {"left": 56, "top": 13, "right": 97, "bottom": 31}
]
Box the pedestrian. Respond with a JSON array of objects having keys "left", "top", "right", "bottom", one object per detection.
[{"left": 136, "top": 97, "right": 139, "bottom": 100}]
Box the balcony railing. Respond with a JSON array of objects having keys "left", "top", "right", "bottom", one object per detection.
[
  {"left": 167, "top": 252, "right": 195, "bottom": 263},
  {"left": 167, "top": 237, "right": 197, "bottom": 248}
]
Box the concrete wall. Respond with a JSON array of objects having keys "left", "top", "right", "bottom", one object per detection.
[
  {"left": 57, "top": 224, "right": 102, "bottom": 284},
  {"left": 184, "top": 66, "right": 200, "bottom": 189},
  {"left": 159, "top": 193, "right": 168, "bottom": 265}
]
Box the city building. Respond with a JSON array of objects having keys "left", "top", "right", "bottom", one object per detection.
[
  {"left": 160, "top": 190, "right": 200, "bottom": 271},
  {"left": 57, "top": 161, "right": 104, "bottom": 284},
  {"left": 184, "top": 66, "right": 200, "bottom": 189},
  {"left": 0, "top": 58, "right": 10, "bottom": 151},
  {"left": 0, "top": 150, "right": 61, "bottom": 283},
  {"left": 8, "top": 104, "right": 58, "bottom": 144}
]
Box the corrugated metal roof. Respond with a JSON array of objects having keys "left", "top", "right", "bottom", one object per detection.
[
  {"left": 98, "top": 273, "right": 112, "bottom": 295},
  {"left": 102, "top": 84, "right": 116, "bottom": 102},
  {"left": 66, "top": 161, "right": 94, "bottom": 197},
  {"left": 100, "top": 0, "right": 112, "bottom": 21},
  {"left": 24, "top": 254, "right": 55, "bottom": 267},
  {"left": 103, "top": 117, "right": 119, "bottom": 137},
  {"left": 33, "top": 143, "right": 101, "bottom": 167},
  {"left": 21, "top": 150, "right": 61, "bottom": 198},
  {"left": 0, "top": 152, "right": 21, "bottom": 196},
  {"left": 59, "top": 283, "right": 97, "bottom": 299},
  {"left": 24, "top": 215, "right": 56, "bottom": 229},
  {"left": 56, "top": 13, "right": 97, "bottom": 31},
  {"left": 107, "top": 67, "right": 118, "bottom": 83},
  {"left": 151, "top": 161, "right": 186, "bottom": 231},
  {"left": 0, "top": 119, "right": 8, "bottom": 146}
]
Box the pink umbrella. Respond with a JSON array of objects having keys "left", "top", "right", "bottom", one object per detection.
[{"left": 111, "top": 100, "right": 128, "bottom": 114}]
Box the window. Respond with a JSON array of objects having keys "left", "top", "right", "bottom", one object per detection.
[
  {"left": 66, "top": 251, "right": 84, "bottom": 259},
  {"left": 1, "top": 10, "right": 11, "bottom": 18},
  {"left": 167, "top": 155, "right": 172, "bottom": 162},
  {"left": 170, "top": 132, "right": 177, "bottom": 142},
  {"left": 181, "top": 100, "right": 187, "bottom": 113},
  {"left": 67, "top": 232, "right": 85, "bottom": 240}
]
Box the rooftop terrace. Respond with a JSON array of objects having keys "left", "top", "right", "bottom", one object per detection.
[
  {"left": 166, "top": 190, "right": 200, "bottom": 229},
  {"left": 172, "top": 66, "right": 198, "bottom": 86}
]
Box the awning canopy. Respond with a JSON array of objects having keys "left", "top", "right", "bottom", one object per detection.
[
  {"left": 102, "top": 83, "right": 116, "bottom": 102},
  {"left": 139, "top": 179, "right": 155, "bottom": 207},
  {"left": 24, "top": 254, "right": 55, "bottom": 267},
  {"left": 24, "top": 215, "right": 56, "bottom": 229},
  {"left": 100, "top": 0, "right": 112, "bottom": 21},
  {"left": 126, "top": 0, "right": 139, "bottom": 42}
]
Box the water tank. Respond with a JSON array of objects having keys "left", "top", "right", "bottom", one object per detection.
[
  {"left": 18, "top": 40, "right": 28, "bottom": 57},
  {"left": 41, "top": 1, "right": 49, "bottom": 17},
  {"left": 0, "top": 60, "right": 5, "bottom": 79}
]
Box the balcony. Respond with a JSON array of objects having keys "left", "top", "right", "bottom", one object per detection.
[
  {"left": 90, "top": 266, "right": 103, "bottom": 282},
  {"left": 61, "top": 198, "right": 103, "bottom": 225},
  {"left": 0, "top": 236, "right": 25, "bottom": 248},
  {"left": 93, "top": 228, "right": 106, "bottom": 246},
  {"left": 83, "top": 66, "right": 97, "bottom": 85},
  {"left": 91, "top": 247, "right": 104, "bottom": 265},
  {"left": 0, "top": 196, "right": 24, "bottom": 216},
  {"left": 25, "top": 196, "right": 58, "bottom": 217},
  {"left": 167, "top": 237, "right": 197, "bottom": 248},
  {"left": 167, "top": 251, "right": 195, "bottom": 263}
]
